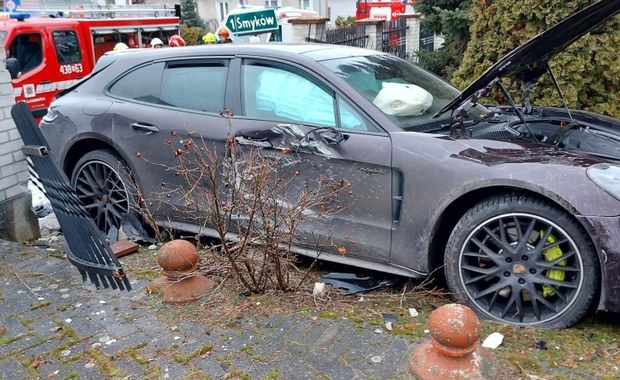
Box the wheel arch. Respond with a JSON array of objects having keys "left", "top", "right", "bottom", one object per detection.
[
  {"left": 427, "top": 186, "right": 597, "bottom": 277},
  {"left": 62, "top": 138, "right": 126, "bottom": 178}
]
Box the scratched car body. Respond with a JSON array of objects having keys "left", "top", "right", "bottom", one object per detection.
[{"left": 40, "top": 0, "right": 620, "bottom": 327}]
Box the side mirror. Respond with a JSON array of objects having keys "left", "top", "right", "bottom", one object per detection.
[{"left": 6, "top": 58, "right": 20, "bottom": 79}]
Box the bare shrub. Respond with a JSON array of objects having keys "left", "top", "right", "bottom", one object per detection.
[{"left": 141, "top": 111, "right": 351, "bottom": 293}]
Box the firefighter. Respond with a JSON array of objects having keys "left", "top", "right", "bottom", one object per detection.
[
  {"left": 169, "top": 35, "right": 185, "bottom": 47},
  {"left": 216, "top": 27, "right": 232, "bottom": 43},
  {"left": 202, "top": 32, "right": 217, "bottom": 44},
  {"left": 150, "top": 37, "right": 164, "bottom": 48}
]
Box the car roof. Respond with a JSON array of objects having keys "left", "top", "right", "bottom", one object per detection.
[{"left": 103, "top": 43, "right": 386, "bottom": 64}]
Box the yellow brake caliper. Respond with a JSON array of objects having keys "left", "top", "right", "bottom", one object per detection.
[{"left": 541, "top": 231, "right": 567, "bottom": 297}]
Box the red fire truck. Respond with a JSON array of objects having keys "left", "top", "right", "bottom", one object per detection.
[
  {"left": 1, "top": 6, "right": 179, "bottom": 118},
  {"left": 355, "top": 0, "right": 410, "bottom": 21}
]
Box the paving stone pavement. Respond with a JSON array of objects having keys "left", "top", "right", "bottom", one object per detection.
[{"left": 0, "top": 239, "right": 417, "bottom": 379}]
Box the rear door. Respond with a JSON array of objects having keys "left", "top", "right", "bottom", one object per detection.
[{"left": 106, "top": 58, "right": 232, "bottom": 227}]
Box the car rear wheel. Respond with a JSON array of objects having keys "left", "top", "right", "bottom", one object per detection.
[
  {"left": 444, "top": 195, "right": 599, "bottom": 328},
  {"left": 70, "top": 150, "right": 134, "bottom": 234}
]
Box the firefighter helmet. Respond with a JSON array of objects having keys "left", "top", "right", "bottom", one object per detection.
[
  {"left": 169, "top": 34, "right": 185, "bottom": 47},
  {"left": 113, "top": 42, "right": 128, "bottom": 51},
  {"left": 216, "top": 26, "right": 230, "bottom": 40},
  {"left": 202, "top": 32, "right": 217, "bottom": 44},
  {"left": 150, "top": 37, "right": 164, "bottom": 48}
]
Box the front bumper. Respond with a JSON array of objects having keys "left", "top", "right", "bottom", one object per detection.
[{"left": 577, "top": 215, "right": 620, "bottom": 312}]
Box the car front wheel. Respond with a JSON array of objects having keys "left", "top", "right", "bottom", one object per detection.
[
  {"left": 444, "top": 195, "right": 599, "bottom": 328},
  {"left": 70, "top": 149, "right": 134, "bottom": 234}
]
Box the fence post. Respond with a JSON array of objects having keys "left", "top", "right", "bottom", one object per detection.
[
  {"left": 355, "top": 19, "right": 384, "bottom": 51},
  {"left": 288, "top": 17, "right": 331, "bottom": 43},
  {"left": 400, "top": 13, "right": 422, "bottom": 61},
  {"left": 0, "top": 35, "right": 40, "bottom": 242}
]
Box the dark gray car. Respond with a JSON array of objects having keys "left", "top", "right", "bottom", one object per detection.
[{"left": 40, "top": 0, "right": 620, "bottom": 328}]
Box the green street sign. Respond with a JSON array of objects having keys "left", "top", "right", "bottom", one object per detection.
[{"left": 225, "top": 9, "right": 279, "bottom": 35}]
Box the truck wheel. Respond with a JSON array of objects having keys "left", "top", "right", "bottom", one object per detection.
[
  {"left": 70, "top": 149, "right": 135, "bottom": 234},
  {"left": 444, "top": 195, "right": 599, "bottom": 328}
]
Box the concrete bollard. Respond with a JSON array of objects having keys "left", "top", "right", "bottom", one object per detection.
[
  {"left": 146, "top": 239, "right": 215, "bottom": 304},
  {"left": 409, "top": 304, "right": 500, "bottom": 379}
]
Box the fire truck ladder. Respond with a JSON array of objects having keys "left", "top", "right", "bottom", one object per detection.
[{"left": 15, "top": 1, "right": 179, "bottom": 19}]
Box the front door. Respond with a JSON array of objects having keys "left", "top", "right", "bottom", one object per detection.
[{"left": 231, "top": 59, "right": 394, "bottom": 262}]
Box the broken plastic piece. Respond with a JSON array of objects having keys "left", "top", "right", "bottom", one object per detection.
[
  {"left": 121, "top": 213, "right": 157, "bottom": 244},
  {"left": 383, "top": 313, "right": 398, "bottom": 331},
  {"left": 320, "top": 272, "right": 398, "bottom": 294}
]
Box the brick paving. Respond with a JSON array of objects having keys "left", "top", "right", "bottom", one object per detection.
[{"left": 0, "top": 240, "right": 415, "bottom": 379}]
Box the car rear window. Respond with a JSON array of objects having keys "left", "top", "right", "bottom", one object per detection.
[{"left": 108, "top": 61, "right": 227, "bottom": 113}]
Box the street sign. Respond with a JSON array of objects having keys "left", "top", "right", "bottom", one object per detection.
[{"left": 224, "top": 9, "right": 279, "bottom": 36}]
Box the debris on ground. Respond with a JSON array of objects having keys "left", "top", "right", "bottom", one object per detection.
[
  {"left": 482, "top": 332, "right": 504, "bottom": 349},
  {"left": 535, "top": 340, "right": 548, "bottom": 350},
  {"left": 408, "top": 308, "right": 419, "bottom": 317},
  {"left": 383, "top": 313, "right": 398, "bottom": 331},
  {"left": 321, "top": 272, "right": 399, "bottom": 294},
  {"left": 110, "top": 239, "right": 140, "bottom": 258},
  {"left": 312, "top": 282, "right": 326, "bottom": 298}
]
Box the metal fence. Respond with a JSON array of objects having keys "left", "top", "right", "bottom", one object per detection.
[
  {"left": 308, "top": 20, "right": 408, "bottom": 59},
  {"left": 308, "top": 24, "right": 369, "bottom": 48},
  {"left": 381, "top": 18, "right": 407, "bottom": 58},
  {"left": 419, "top": 19, "right": 435, "bottom": 51}
]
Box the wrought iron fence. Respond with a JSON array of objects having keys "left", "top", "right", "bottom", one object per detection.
[
  {"left": 381, "top": 18, "right": 407, "bottom": 58},
  {"left": 308, "top": 20, "right": 408, "bottom": 59},
  {"left": 307, "top": 24, "right": 369, "bottom": 48}
]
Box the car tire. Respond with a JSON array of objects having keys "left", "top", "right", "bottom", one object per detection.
[
  {"left": 444, "top": 194, "right": 599, "bottom": 328},
  {"left": 70, "top": 149, "right": 136, "bottom": 234}
]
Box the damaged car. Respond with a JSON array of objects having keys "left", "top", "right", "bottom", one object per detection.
[{"left": 39, "top": 0, "right": 620, "bottom": 327}]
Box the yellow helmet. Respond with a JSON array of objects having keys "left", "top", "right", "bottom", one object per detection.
[{"left": 202, "top": 32, "right": 217, "bottom": 44}]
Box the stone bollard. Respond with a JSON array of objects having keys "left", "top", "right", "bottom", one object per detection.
[
  {"left": 146, "top": 239, "right": 215, "bottom": 304},
  {"left": 409, "top": 304, "right": 500, "bottom": 379}
]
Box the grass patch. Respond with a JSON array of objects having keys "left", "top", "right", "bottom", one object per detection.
[
  {"left": 173, "top": 343, "right": 214, "bottom": 364},
  {"left": 240, "top": 345, "right": 265, "bottom": 362},
  {"left": 86, "top": 348, "right": 126, "bottom": 379},
  {"left": 263, "top": 369, "right": 281, "bottom": 380}
]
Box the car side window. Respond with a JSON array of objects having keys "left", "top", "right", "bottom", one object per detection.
[
  {"left": 243, "top": 64, "right": 336, "bottom": 127},
  {"left": 52, "top": 30, "right": 81, "bottom": 64},
  {"left": 8, "top": 33, "right": 43, "bottom": 75},
  {"left": 243, "top": 64, "right": 372, "bottom": 131},
  {"left": 109, "top": 62, "right": 164, "bottom": 104},
  {"left": 160, "top": 62, "right": 226, "bottom": 113}
]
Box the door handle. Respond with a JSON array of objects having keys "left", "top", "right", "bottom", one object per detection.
[{"left": 131, "top": 122, "right": 159, "bottom": 133}]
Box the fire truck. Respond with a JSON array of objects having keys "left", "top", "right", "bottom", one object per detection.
[
  {"left": 355, "top": 0, "right": 410, "bottom": 21},
  {"left": 1, "top": 5, "right": 180, "bottom": 118}
]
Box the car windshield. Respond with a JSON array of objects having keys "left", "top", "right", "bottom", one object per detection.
[{"left": 320, "top": 54, "right": 487, "bottom": 132}]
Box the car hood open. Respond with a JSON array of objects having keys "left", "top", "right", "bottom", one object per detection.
[{"left": 435, "top": 0, "right": 620, "bottom": 118}]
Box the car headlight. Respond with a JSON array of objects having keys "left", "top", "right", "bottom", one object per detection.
[{"left": 587, "top": 163, "right": 620, "bottom": 201}]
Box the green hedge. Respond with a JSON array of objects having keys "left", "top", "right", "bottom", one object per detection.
[{"left": 452, "top": 0, "right": 620, "bottom": 119}]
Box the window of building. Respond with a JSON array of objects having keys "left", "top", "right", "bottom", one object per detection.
[{"left": 218, "top": 2, "right": 229, "bottom": 21}]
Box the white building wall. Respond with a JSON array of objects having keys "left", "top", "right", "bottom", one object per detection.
[{"left": 327, "top": 0, "right": 355, "bottom": 24}]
